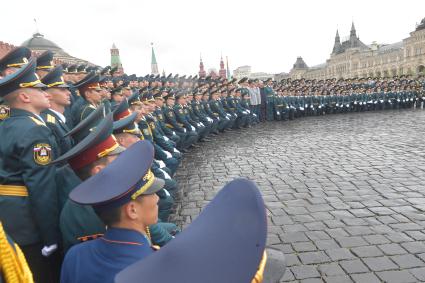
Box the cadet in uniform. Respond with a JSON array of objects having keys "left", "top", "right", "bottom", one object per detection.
[
  {"left": 0, "top": 47, "right": 32, "bottom": 123},
  {"left": 153, "top": 91, "right": 181, "bottom": 145},
  {"left": 163, "top": 92, "right": 197, "bottom": 151},
  {"left": 55, "top": 113, "right": 124, "bottom": 251},
  {"left": 60, "top": 141, "right": 166, "bottom": 283},
  {"left": 40, "top": 66, "right": 73, "bottom": 155},
  {"left": 112, "top": 106, "right": 180, "bottom": 244},
  {"left": 174, "top": 92, "right": 200, "bottom": 144},
  {"left": 0, "top": 59, "right": 60, "bottom": 283},
  {"left": 70, "top": 72, "right": 103, "bottom": 126},
  {"left": 35, "top": 50, "right": 54, "bottom": 79}
]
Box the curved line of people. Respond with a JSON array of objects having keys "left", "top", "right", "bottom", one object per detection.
[
  {"left": 0, "top": 47, "right": 289, "bottom": 283},
  {"left": 1, "top": 46, "right": 425, "bottom": 283}
]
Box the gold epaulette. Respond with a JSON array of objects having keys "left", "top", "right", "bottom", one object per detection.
[
  {"left": 29, "top": 116, "right": 46, "bottom": 127},
  {"left": 0, "top": 222, "right": 34, "bottom": 283},
  {"left": 46, "top": 114, "right": 56, "bottom": 124},
  {"left": 165, "top": 123, "right": 174, "bottom": 129}
]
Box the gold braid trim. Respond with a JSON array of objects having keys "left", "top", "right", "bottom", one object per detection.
[
  {"left": 19, "top": 80, "right": 42, "bottom": 88},
  {"left": 251, "top": 251, "right": 267, "bottom": 283},
  {"left": 146, "top": 226, "right": 151, "bottom": 242},
  {"left": 0, "top": 222, "right": 34, "bottom": 283},
  {"left": 36, "top": 66, "right": 53, "bottom": 70},
  {"left": 131, "top": 170, "right": 155, "bottom": 199},
  {"left": 46, "top": 81, "right": 65, "bottom": 88}
]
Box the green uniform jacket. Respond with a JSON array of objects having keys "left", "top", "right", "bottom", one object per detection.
[
  {"left": 41, "top": 109, "right": 74, "bottom": 156},
  {"left": 70, "top": 99, "right": 97, "bottom": 127},
  {"left": 0, "top": 109, "right": 60, "bottom": 246}
]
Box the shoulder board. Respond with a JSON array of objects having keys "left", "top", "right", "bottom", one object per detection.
[
  {"left": 46, "top": 114, "right": 56, "bottom": 124},
  {"left": 29, "top": 116, "right": 46, "bottom": 127}
]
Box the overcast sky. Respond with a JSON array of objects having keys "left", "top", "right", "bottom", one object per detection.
[{"left": 1, "top": 0, "right": 424, "bottom": 76}]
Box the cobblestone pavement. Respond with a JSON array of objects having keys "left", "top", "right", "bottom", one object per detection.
[{"left": 171, "top": 109, "right": 425, "bottom": 283}]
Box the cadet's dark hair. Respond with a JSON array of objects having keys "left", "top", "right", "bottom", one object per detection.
[
  {"left": 74, "top": 156, "right": 110, "bottom": 181},
  {"left": 95, "top": 206, "right": 122, "bottom": 227}
]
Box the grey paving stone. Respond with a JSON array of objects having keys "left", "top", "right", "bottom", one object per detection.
[
  {"left": 335, "top": 236, "right": 368, "bottom": 248},
  {"left": 292, "top": 242, "right": 317, "bottom": 252},
  {"left": 280, "top": 269, "right": 295, "bottom": 281},
  {"left": 323, "top": 275, "right": 353, "bottom": 283},
  {"left": 291, "top": 265, "right": 321, "bottom": 280},
  {"left": 298, "top": 251, "right": 331, "bottom": 265},
  {"left": 325, "top": 248, "right": 355, "bottom": 261},
  {"left": 339, "top": 259, "right": 369, "bottom": 274},
  {"left": 314, "top": 239, "right": 340, "bottom": 250},
  {"left": 351, "top": 245, "right": 384, "bottom": 257},
  {"left": 305, "top": 231, "right": 330, "bottom": 241},
  {"left": 285, "top": 254, "right": 301, "bottom": 267},
  {"left": 363, "top": 256, "right": 399, "bottom": 272},
  {"left": 300, "top": 279, "right": 323, "bottom": 283},
  {"left": 401, "top": 241, "right": 425, "bottom": 254},
  {"left": 376, "top": 270, "right": 417, "bottom": 283},
  {"left": 363, "top": 234, "right": 391, "bottom": 245},
  {"left": 350, "top": 272, "right": 381, "bottom": 283},
  {"left": 318, "top": 263, "right": 345, "bottom": 276},
  {"left": 408, "top": 267, "right": 425, "bottom": 281},
  {"left": 390, "top": 254, "right": 425, "bottom": 268},
  {"left": 282, "top": 232, "right": 310, "bottom": 243},
  {"left": 378, "top": 243, "right": 408, "bottom": 255}
]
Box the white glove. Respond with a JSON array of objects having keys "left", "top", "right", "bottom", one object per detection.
[
  {"left": 247, "top": 110, "right": 251, "bottom": 114},
  {"left": 199, "top": 122, "right": 205, "bottom": 127},
  {"left": 173, "top": 148, "right": 180, "bottom": 154},
  {"left": 164, "top": 151, "right": 172, "bottom": 159},
  {"left": 207, "top": 117, "right": 213, "bottom": 122},
  {"left": 159, "top": 169, "right": 171, "bottom": 180},
  {"left": 163, "top": 136, "right": 170, "bottom": 141},
  {"left": 191, "top": 125, "right": 196, "bottom": 131},
  {"left": 172, "top": 131, "right": 176, "bottom": 135},
  {"left": 41, "top": 244, "right": 58, "bottom": 257},
  {"left": 226, "top": 117, "right": 230, "bottom": 121},
  {"left": 157, "top": 160, "right": 166, "bottom": 168},
  {"left": 183, "top": 128, "right": 186, "bottom": 133},
  {"left": 163, "top": 188, "right": 171, "bottom": 197}
]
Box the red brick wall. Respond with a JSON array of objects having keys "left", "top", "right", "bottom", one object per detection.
[{"left": 0, "top": 41, "right": 16, "bottom": 59}]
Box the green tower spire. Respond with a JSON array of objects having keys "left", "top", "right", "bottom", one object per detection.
[
  {"left": 110, "top": 43, "right": 123, "bottom": 75},
  {"left": 151, "top": 43, "right": 159, "bottom": 75}
]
